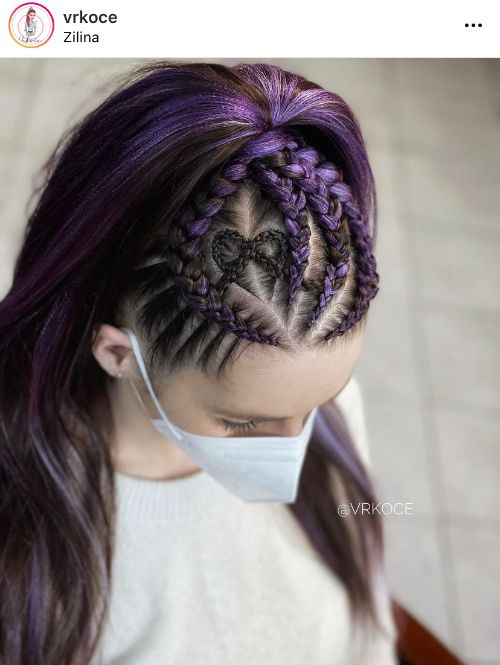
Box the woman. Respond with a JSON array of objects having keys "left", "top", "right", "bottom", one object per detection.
[
  {"left": 24, "top": 7, "right": 37, "bottom": 42},
  {"left": 0, "top": 61, "right": 398, "bottom": 664}
]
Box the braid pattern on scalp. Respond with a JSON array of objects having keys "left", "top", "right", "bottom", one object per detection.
[
  {"left": 159, "top": 126, "right": 379, "bottom": 346},
  {"left": 212, "top": 229, "right": 291, "bottom": 295}
]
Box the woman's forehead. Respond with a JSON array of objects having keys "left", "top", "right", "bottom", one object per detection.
[{"left": 171, "top": 329, "right": 365, "bottom": 417}]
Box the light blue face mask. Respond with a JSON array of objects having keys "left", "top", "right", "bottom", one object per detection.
[{"left": 120, "top": 327, "right": 318, "bottom": 503}]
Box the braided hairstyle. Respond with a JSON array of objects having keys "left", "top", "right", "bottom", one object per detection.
[
  {"left": 0, "top": 61, "right": 386, "bottom": 664},
  {"left": 123, "top": 126, "right": 379, "bottom": 376}
]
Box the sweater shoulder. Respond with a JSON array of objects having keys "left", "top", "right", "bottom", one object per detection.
[{"left": 333, "top": 374, "right": 372, "bottom": 469}]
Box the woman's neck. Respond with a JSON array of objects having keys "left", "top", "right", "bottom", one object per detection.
[{"left": 91, "top": 379, "right": 202, "bottom": 481}]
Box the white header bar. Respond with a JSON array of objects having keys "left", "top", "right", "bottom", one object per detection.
[{"left": 0, "top": 0, "right": 498, "bottom": 58}]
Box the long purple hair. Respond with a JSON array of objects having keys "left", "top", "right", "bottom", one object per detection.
[{"left": 0, "top": 61, "right": 385, "bottom": 663}]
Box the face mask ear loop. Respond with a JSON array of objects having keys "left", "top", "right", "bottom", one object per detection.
[
  {"left": 127, "top": 374, "right": 153, "bottom": 420},
  {"left": 120, "top": 327, "right": 181, "bottom": 441}
]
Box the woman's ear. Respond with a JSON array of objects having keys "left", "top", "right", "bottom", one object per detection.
[{"left": 91, "top": 323, "right": 133, "bottom": 379}]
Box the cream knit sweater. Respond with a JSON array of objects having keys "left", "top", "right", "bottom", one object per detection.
[{"left": 93, "top": 376, "right": 398, "bottom": 665}]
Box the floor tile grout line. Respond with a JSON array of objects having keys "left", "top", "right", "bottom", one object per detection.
[{"left": 381, "top": 58, "right": 465, "bottom": 654}]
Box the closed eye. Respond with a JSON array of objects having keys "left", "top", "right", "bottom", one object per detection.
[{"left": 223, "top": 420, "right": 259, "bottom": 433}]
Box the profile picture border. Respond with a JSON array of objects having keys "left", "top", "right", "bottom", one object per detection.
[{"left": 8, "top": 2, "right": 55, "bottom": 49}]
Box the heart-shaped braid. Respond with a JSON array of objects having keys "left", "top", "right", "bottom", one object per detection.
[
  {"left": 163, "top": 160, "right": 281, "bottom": 346},
  {"left": 163, "top": 126, "right": 378, "bottom": 344},
  {"left": 212, "top": 229, "right": 290, "bottom": 295},
  {"left": 163, "top": 129, "right": 296, "bottom": 346}
]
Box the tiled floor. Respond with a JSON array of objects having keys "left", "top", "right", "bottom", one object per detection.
[{"left": 1, "top": 58, "right": 499, "bottom": 664}]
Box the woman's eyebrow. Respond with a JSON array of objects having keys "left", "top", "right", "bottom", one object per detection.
[{"left": 214, "top": 374, "right": 353, "bottom": 421}]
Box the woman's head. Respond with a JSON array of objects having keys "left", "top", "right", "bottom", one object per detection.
[
  {"left": 92, "top": 114, "right": 377, "bottom": 439},
  {"left": 84, "top": 63, "right": 378, "bottom": 468},
  {"left": 0, "top": 61, "right": 383, "bottom": 663}
]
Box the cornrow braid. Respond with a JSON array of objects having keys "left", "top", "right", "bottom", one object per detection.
[
  {"left": 307, "top": 163, "right": 379, "bottom": 339},
  {"left": 325, "top": 212, "right": 379, "bottom": 340},
  {"left": 247, "top": 137, "right": 349, "bottom": 327}
]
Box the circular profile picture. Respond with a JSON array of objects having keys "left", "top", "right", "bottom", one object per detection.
[{"left": 8, "top": 2, "right": 54, "bottom": 48}]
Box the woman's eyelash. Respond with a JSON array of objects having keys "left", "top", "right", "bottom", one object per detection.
[{"left": 223, "top": 420, "right": 259, "bottom": 433}]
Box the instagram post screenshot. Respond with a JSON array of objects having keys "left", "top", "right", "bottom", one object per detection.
[{"left": 0, "top": 2, "right": 498, "bottom": 664}]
